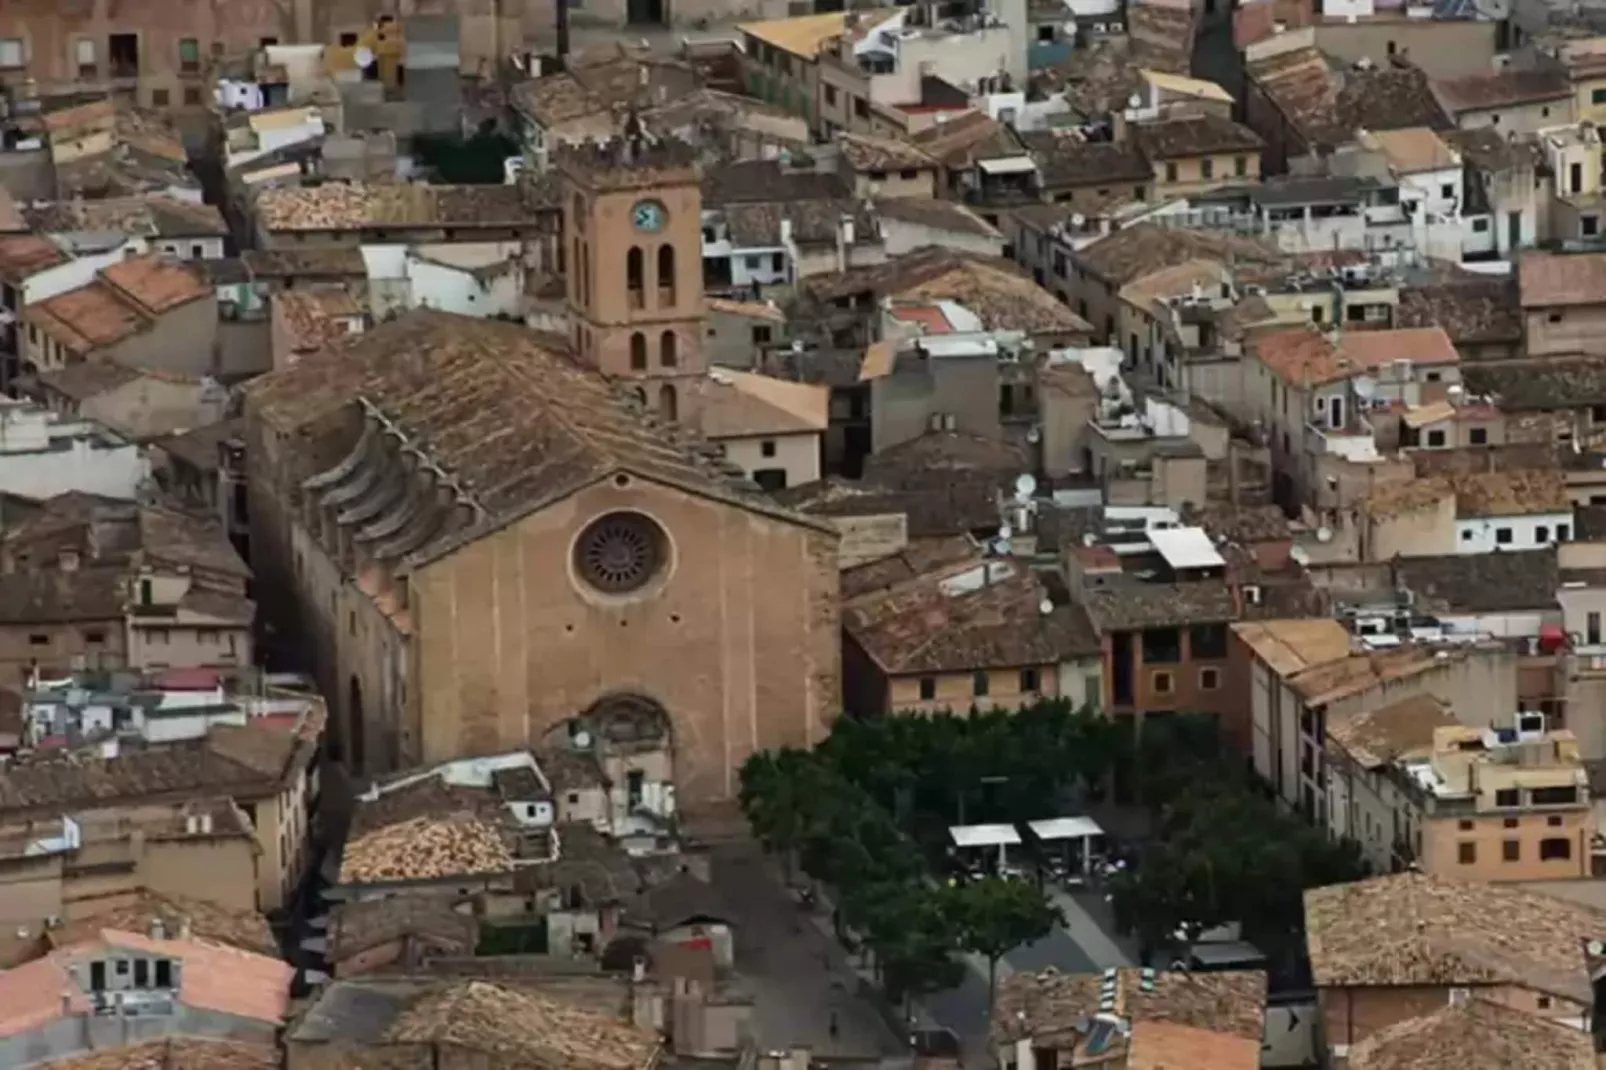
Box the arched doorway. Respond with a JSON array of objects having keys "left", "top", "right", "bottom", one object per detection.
[{"left": 348, "top": 675, "right": 366, "bottom": 773}]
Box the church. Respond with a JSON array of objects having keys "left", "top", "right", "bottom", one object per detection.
[{"left": 241, "top": 135, "right": 841, "bottom": 818}]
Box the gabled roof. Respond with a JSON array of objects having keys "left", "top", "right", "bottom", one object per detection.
[
  {"left": 243, "top": 312, "right": 836, "bottom": 570},
  {"left": 1304, "top": 871, "right": 1606, "bottom": 1002},
  {"left": 1348, "top": 997, "right": 1595, "bottom": 1070}
]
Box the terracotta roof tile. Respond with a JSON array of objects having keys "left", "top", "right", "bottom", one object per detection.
[
  {"left": 912, "top": 111, "right": 1027, "bottom": 168},
  {"left": 14, "top": 1037, "right": 278, "bottom": 1070},
  {"left": 1132, "top": 114, "right": 1263, "bottom": 159},
  {"left": 1395, "top": 279, "right": 1522, "bottom": 348},
  {"left": 698, "top": 368, "right": 828, "bottom": 439},
  {"left": 1520, "top": 250, "right": 1606, "bottom": 308},
  {"left": 837, "top": 131, "right": 937, "bottom": 172},
  {"left": 0, "top": 928, "right": 292, "bottom": 1038},
  {"left": 1074, "top": 223, "right": 1283, "bottom": 286},
  {"left": 100, "top": 256, "right": 210, "bottom": 314},
  {"left": 0, "top": 234, "right": 69, "bottom": 283},
  {"left": 1326, "top": 693, "right": 1456, "bottom": 768},
  {"left": 243, "top": 311, "right": 834, "bottom": 570},
  {"left": 329, "top": 897, "right": 477, "bottom": 964},
  {"left": 1434, "top": 68, "right": 1572, "bottom": 116},
  {"left": 254, "top": 183, "right": 532, "bottom": 232},
  {"left": 48, "top": 890, "right": 278, "bottom": 957},
  {"left": 873, "top": 196, "right": 1002, "bottom": 239},
  {"left": 995, "top": 967, "right": 1266, "bottom": 1045},
  {"left": 381, "top": 979, "right": 660, "bottom": 1069},
  {"left": 846, "top": 561, "right": 1100, "bottom": 674},
  {"left": 1304, "top": 871, "right": 1606, "bottom": 1001},
  {"left": 1348, "top": 996, "right": 1595, "bottom": 1070}
]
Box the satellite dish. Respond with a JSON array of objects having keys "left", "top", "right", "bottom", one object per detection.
[
  {"left": 1070, "top": 212, "right": 1086, "bottom": 228},
  {"left": 998, "top": 524, "right": 1014, "bottom": 541},
  {"left": 1316, "top": 526, "right": 1333, "bottom": 543},
  {"left": 1128, "top": 92, "right": 1143, "bottom": 109},
  {"left": 1039, "top": 599, "right": 1054, "bottom": 616},
  {"left": 353, "top": 46, "right": 376, "bottom": 68},
  {"left": 1352, "top": 376, "right": 1376, "bottom": 400},
  {"left": 1014, "top": 473, "right": 1037, "bottom": 501},
  {"left": 571, "top": 730, "right": 592, "bottom": 749},
  {"left": 1289, "top": 545, "right": 1310, "bottom": 566},
  {"left": 1026, "top": 426, "right": 1042, "bottom": 444},
  {"left": 1590, "top": 939, "right": 1606, "bottom": 957}
]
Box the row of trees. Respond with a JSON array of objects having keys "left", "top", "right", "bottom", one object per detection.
[
  {"left": 1109, "top": 717, "right": 1368, "bottom": 965},
  {"left": 740, "top": 748, "right": 1059, "bottom": 1017},
  {"left": 743, "top": 701, "right": 1369, "bottom": 1007}
]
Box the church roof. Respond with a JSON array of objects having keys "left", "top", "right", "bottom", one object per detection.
[{"left": 243, "top": 311, "right": 836, "bottom": 569}]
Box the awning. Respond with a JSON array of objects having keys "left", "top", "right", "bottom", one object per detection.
[
  {"left": 949, "top": 823, "right": 1022, "bottom": 848},
  {"left": 977, "top": 156, "right": 1036, "bottom": 175},
  {"left": 1028, "top": 816, "right": 1104, "bottom": 841}
]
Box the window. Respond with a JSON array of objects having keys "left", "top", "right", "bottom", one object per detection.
[
  {"left": 761, "top": 439, "right": 776, "bottom": 458},
  {"left": 1234, "top": 155, "right": 1247, "bottom": 177},
  {"left": 1537, "top": 525, "right": 1550, "bottom": 542},
  {"left": 85, "top": 630, "right": 105, "bottom": 644},
  {"left": 1538, "top": 996, "right": 1553, "bottom": 1010},
  {"left": 76, "top": 37, "right": 96, "bottom": 75},
  {"left": 0, "top": 39, "right": 23, "bottom": 69},
  {"left": 1495, "top": 527, "right": 1513, "bottom": 545},
  {"left": 752, "top": 325, "right": 772, "bottom": 345},
  {"left": 27, "top": 634, "right": 48, "bottom": 647},
  {"left": 1502, "top": 839, "right": 1520, "bottom": 861},
  {"left": 1386, "top": 39, "right": 1397, "bottom": 54},
  {"left": 1471, "top": 217, "right": 1490, "bottom": 233},
  {"left": 1311, "top": 304, "right": 1325, "bottom": 324},
  {"left": 115, "top": 960, "right": 129, "bottom": 976},
  {"left": 1201, "top": 158, "right": 1214, "bottom": 180},
  {"left": 629, "top": 332, "right": 647, "bottom": 371},
  {"left": 1440, "top": 184, "right": 1454, "bottom": 199},
  {"left": 854, "top": 97, "right": 869, "bottom": 119},
  {"left": 1458, "top": 841, "right": 1476, "bottom": 864},
  {"left": 1458, "top": 819, "right": 1474, "bottom": 831},
  {"left": 1595, "top": 87, "right": 1606, "bottom": 104},
  {"left": 1540, "top": 837, "right": 1572, "bottom": 861},
  {"left": 339, "top": 31, "right": 360, "bottom": 45},
  {"left": 824, "top": 84, "right": 838, "bottom": 106},
  {"left": 1504, "top": 817, "right": 1519, "bottom": 828},
  {"left": 1495, "top": 787, "right": 1519, "bottom": 807},
  {"left": 1164, "top": 162, "right": 1178, "bottom": 183},
  {"left": 1189, "top": 622, "right": 1228, "bottom": 659},
  {"left": 659, "top": 330, "right": 677, "bottom": 368},
  {"left": 919, "top": 677, "right": 936, "bottom": 700},
  {"left": 1589, "top": 611, "right": 1601, "bottom": 645},
  {"left": 1469, "top": 427, "right": 1488, "bottom": 445},
  {"left": 626, "top": 246, "right": 644, "bottom": 308},
  {"left": 1531, "top": 786, "right": 1579, "bottom": 806},
  {"left": 1020, "top": 667, "right": 1040, "bottom": 692},
  {"left": 178, "top": 37, "right": 200, "bottom": 72},
  {"left": 151, "top": 88, "right": 170, "bottom": 108},
  {"left": 183, "top": 86, "right": 202, "bottom": 106},
  {"left": 973, "top": 671, "right": 990, "bottom": 698},
  {"left": 153, "top": 959, "right": 171, "bottom": 988},
  {"left": 1549, "top": 311, "right": 1564, "bottom": 324},
  {"left": 1200, "top": 667, "right": 1220, "bottom": 690},
  {"left": 1152, "top": 670, "right": 1173, "bottom": 695},
  {"left": 1425, "top": 429, "right": 1446, "bottom": 447},
  {"left": 1559, "top": 524, "right": 1571, "bottom": 541},
  {"left": 1549, "top": 814, "right": 1564, "bottom": 827},
  {"left": 659, "top": 383, "right": 677, "bottom": 422},
  {"left": 134, "top": 959, "right": 149, "bottom": 987},
  {"left": 900, "top": 168, "right": 919, "bottom": 180},
  {"left": 657, "top": 244, "right": 676, "bottom": 305},
  {"left": 1586, "top": 216, "right": 1601, "bottom": 238}
]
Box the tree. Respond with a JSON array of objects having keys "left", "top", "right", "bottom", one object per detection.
[
  {"left": 851, "top": 884, "right": 963, "bottom": 1018},
  {"left": 942, "top": 878, "right": 1060, "bottom": 1021}
]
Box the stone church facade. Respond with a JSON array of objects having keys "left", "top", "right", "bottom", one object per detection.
[{"left": 242, "top": 307, "right": 840, "bottom": 816}]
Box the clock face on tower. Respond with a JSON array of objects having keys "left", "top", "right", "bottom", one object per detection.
[{"left": 632, "top": 200, "right": 667, "bottom": 233}]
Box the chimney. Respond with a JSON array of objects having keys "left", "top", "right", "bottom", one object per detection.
[{"left": 149, "top": 917, "right": 166, "bottom": 941}]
